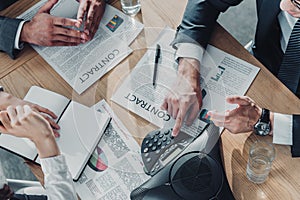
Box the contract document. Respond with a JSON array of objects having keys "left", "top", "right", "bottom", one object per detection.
[
  {"left": 74, "top": 100, "right": 149, "bottom": 199},
  {"left": 111, "top": 27, "right": 260, "bottom": 134},
  {"left": 19, "top": 0, "right": 144, "bottom": 94}
]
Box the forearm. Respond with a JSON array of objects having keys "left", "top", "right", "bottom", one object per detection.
[
  {"left": 34, "top": 136, "right": 60, "bottom": 158},
  {"left": 40, "top": 155, "right": 77, "bottom": 200},
  {"left": 178, "top": 58, "right": 201, "bottom": 88},
  {"left": 173, "top": 0, "right": 242, "bottom": 48},
  {"left": 0, "top": 16, "right": 23, "bottom": 59}
]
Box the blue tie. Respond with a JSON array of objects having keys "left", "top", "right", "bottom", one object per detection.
[{"left": 278, "top": 19, "right": 300, "bottom": 95}]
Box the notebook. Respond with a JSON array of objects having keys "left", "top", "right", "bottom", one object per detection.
[{"left": 0, "top": 86, "right": 110, "bottom": 181}]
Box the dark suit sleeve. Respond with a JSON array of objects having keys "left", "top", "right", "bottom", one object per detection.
[
  {"left": 291, "top": 115, "right": 300, "bottom": 157},
  {"left": 0, "top": 16, "right": 23, "bottom": 59},
  {"left": 172, "top": 0, "right": 243, "bottom": 49}
]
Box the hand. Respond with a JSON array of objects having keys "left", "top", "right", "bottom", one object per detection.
[
  {"left": 0, "top": 105, "right": 60, "bottom": 158},
  {"left": 21, "top": 0, "right": 85, "bottom": 46},
  {"left": 0, "top": 184, "right": 14, "bottom": 200},
  {"left": 207, "top": 96, "right": 261, "bottom": 134},
  {"left": 161, "top": 58, "right": 202, "bottom": 137},
  {"left": 0, "top": 92, "right": 60, "bottom": 137},
  {"left": 77, "top": 0, "right": 106, "bottom": 41}
]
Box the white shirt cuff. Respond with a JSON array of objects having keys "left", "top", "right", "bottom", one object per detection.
[
  {"left": 272, "top": 113, "right": 293, "bottom": 145},
  {"left": 40, "top": 154, "right": 69, "bottom": 174},
  {"left": 14, "top": 20, "right": 26, "bottom": 50},
  {"left": 175, "top": 43, "right": 205, "bottom": 62}
]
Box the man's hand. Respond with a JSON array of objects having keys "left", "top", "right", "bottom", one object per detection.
[
  {"left": 21, "top": 0, "right": 84, "bottom": 46},
  {"left": 207, "top": 96, "right": 262, "bottom": 134},
  {"left": 0, "top": 92, "right": 60, "bottom": 137},
  {"left": 77, "top": 0, "right": 106, "bottom": 41},
  {"left": 161, "top": 58, "right": 202, "bottom": 137}
]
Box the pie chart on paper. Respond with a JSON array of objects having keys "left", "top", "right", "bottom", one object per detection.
[{"left": 87, "top": 147, "right": 108, "bottom": 172}]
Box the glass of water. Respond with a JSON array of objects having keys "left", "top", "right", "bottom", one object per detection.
[
  {"left": 120, "top": 0, "right": 141, "bottom": 16},
  {"left": 246, "top": 141, "right": 275, "bottom": 184}
]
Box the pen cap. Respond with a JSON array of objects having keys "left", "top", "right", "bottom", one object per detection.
[{"left": 155, "top": 44, "right": 161, "bottom": 58}]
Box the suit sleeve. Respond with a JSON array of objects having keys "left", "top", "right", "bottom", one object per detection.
[
  {"left": 291, "top": 115, "right": 300, "bottom": 157},
  {"left": 0, "top": 16, "right": 23, "bottom": 59},
  {"left": 172, "top": 0, "right": 243, "bottom": 49}
]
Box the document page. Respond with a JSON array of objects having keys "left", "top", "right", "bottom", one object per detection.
[
  {"left": 75, "top": 100, "right": 149, "bottom": 199},
  {"left": 111, "top": 27, "right": 260, "bottom": 134},
  {"left": 19, "top": 0, "right": 143, "bottom": 94}
]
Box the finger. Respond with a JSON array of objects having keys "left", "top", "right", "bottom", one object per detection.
[
  {"left": 77, "top": 1, "right": 88, "bottom": 22},
  {"left": 7, "top": 106, "right": 18, "bottom": 125},
  {"left": 16, "top": 105, "right": 25, "bottom": 121},
  {"left": 171, "top": 99, "right": 179, "bottom": 119},
  {"left": 207, "top": 110, "right": 226, "bottom": 122},
  {"left": 53, "top": 129, "right": 60, "bottom": 138},
  {"left": 42, "top": 114, "right": 60, "bottom": 130},
  {"left": 0, "top": 111, "right": 11, "bottom": 131},
  {"left": 161, "top": 98, "right": 168, "bottom": 111},
  {"left": 33, "top": 105, "right": 57, "bottom": 119},
  {"left": 23, "top": 105, "right": 32, "bottom": 115},
  {"left": 167, "top": 98, "right": 173, "bottom": 118},
  {"left": 38, "top": 0, "right": 59, "bottom": 14},
  {"left": 185, "top": 103, "right": 200, "bottom": 126},
  {"left": 85, "top": 5, "right": 96, "bottom": 31},
  {"left": 226, "top": 95, "right": 251, "bottom": 106},
  {"left": 49, "top": 34, "right": 82, "bottom": 45},
  {"left": 53, "top": 17, "right": 81, "bottom": 28},
  {"left": 172, "top": 109, "right": 184, "bottom": 137},
  {"left": 211, "top": 120, "right": 225, "bottom": 127},
  {"left": 53, "top": 26, "right": 82, "bottom": 39}
]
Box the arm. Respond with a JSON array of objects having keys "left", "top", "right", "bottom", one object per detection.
[
  {"left": 161, "top": 0, "right": 242, "bottom": 136},
  {"left": 0, "top": 105, "right": 77, "bottom": 200},
  {"left": 207, "top": 96, "right": 300, "bottom": 157},
  {"left": 0, "top": 16, "right": 23, "bottom": 59}
]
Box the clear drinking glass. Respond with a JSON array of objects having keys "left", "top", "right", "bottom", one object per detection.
[
  {"left": 246, "top": 141, "right": 275, "bottom": 184},
  {"left": 120, "top": 0, "right": 141, "bottom": 16}
]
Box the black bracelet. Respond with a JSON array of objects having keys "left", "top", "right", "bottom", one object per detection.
[{"left": 0, "top": 86, "right": 4, "bottom": 92}]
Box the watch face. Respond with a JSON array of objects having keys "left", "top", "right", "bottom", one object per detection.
[{"left": 255, "top": 122, "right": 270, "bottom": 136}]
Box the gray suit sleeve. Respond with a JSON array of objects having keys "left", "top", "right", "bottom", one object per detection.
[
  {"left": 0, "top": 16, "right": 23, "bottom": 59},
  {"left": 172, "top": 0, "right": 243, "bottom": 49}
]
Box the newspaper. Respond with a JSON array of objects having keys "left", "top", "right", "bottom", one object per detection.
[
  {"left": 75, "top": 100, "right": 150, "bottom": 200},
  {"left": 19, "top": 0, "right": 144, "bottom": 94},
  {"left": 111, "top": 27, "right": 260, "bottom": 135}
]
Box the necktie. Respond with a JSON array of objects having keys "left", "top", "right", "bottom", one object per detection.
[{"left": 278, "top": 19, "right": 300, "bottom": 95}]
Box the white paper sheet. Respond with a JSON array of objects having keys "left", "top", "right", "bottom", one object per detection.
[
  {"left": 19, "top": 1, "right": 143, "bottom": 94},
  {"left": 75, "top": 100, "right": 149, "bottom": 199},
  {"left": 111, "top": 27, "right": 260, "bottom": 133}
]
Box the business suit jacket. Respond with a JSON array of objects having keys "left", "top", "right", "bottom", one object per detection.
[
  {"left": 173, "top": 0, "right": 300, "bottom": 157},
  {"left": 0, "top": 16, "right": 22, "bottom": 59}
]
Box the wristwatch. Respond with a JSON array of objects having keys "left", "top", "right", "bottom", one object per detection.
[{"left": 254, "top": 108, "right": 271, "bottom": 136}]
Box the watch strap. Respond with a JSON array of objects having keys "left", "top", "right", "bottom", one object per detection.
[{"left": 260, "top": 108, "right": 270, "bottom": 123}]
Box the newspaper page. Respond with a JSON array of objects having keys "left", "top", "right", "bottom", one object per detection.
[
  {"left": 75, "top": 100, "right": 150, "bottom": 200},
  {"left": 19, "top": 0, "right": 144, "bottom": 94},
  {"left": 111, "top": 27, "right": 260, "bottom": 136}
]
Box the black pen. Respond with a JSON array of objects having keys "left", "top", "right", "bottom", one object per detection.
[{"left": 153, "top": 44, "right": 161, "bottom": 88}]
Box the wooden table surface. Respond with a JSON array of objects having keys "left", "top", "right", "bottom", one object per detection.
[{"left": 1, "top": 0, "right": 300, "bottom": 199}]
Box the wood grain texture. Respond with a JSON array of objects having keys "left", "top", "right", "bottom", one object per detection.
[{"left": 1, "top": 0, "right": 299, "bottom": 199}]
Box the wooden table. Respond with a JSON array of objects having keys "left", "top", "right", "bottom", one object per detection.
[{"left": 1, "top": 0, "right": 300, "bottom": 199}]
